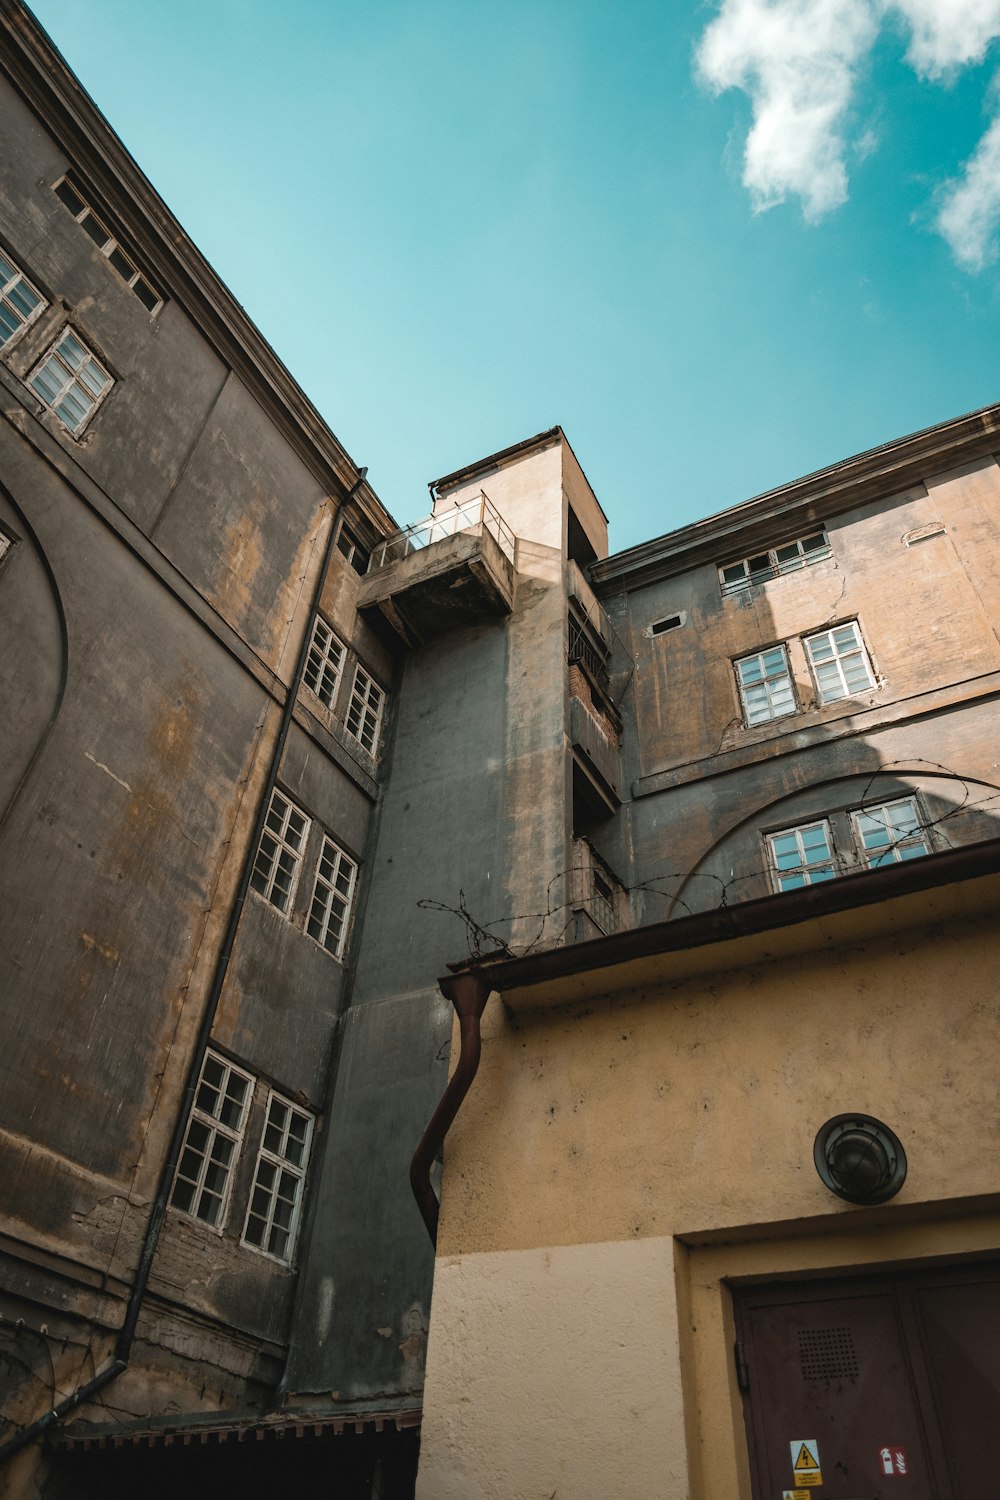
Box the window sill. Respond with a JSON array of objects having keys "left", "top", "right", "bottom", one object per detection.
[{"left": 633, "top": 667, "right": 1000, "bottom": 799}]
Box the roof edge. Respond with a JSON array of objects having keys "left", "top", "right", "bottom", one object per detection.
[
  {"left": 447, "top": 835, "right": 1000, "bottom": 998},
  {"left": 0, "top": 0, "right": 395, "bottom": 533},
  {"left": 592, "top": 400, "right": 1000, "bottom": 591}
]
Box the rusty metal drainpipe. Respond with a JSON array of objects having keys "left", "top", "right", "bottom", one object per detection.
[{"left": 410, "top": 971, "right": 491, "bottom": 1249}]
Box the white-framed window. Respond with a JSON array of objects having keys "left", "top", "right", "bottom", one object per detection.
[
  {"left": 852, "top": 797, "right": 930, "bottom": 868},
  {"left": 0, "top": 531, "right": 12, "bottom": 566},
  {"left": 303, "top": 615, "right": 346, "bottom": 710},
  {"left": 766, "top": 820, "right": 837, "bottom": 891},
  {"left": 720, "top": 530, "right": 830, "bottom": 595},
  {"left": 250, "top": 789, "right": 310, "bottom": 914},
  {"left": 170, "top": 1051, "right": 253, "bottom": 1228},
  {"left": 0, "top": 251, "right": 45, "bottom": 348},
  {"left": 54, "top": 173, "right": 162, "bottom": 313},
  {"left": 766, "top": 795, "right": 933, "bottom": 893},
  {"left": 29, "top": 329, "right": 113, "bottom": 434},
  {"left": 306, "top": 835, "right": 358, "bottom": 957},
  {"left": 346, "top": 664, "right": 386, "bottom": 755},
  {"left": 736, "top": 646, "right": 796, "bottom": 726},
  {"left": 804, "top": 621, "right": 875, "bottom": 703},
  {"left": 241, "top": 1092, "right": 314, "bottom": 1263}
]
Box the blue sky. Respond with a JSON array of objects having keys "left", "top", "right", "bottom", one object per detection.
[{"left": 28, "top": 0, "right": 1000, "bottom": 551}]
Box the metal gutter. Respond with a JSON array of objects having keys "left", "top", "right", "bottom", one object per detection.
[
  {"left": 410, "top": 971, "right": 491, "bottom": 1248},
  {"left": 450, "top": 835, "right": 1000, "bottom": 1000}
]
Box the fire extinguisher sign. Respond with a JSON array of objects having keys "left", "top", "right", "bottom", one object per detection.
[{"left": 878, "top": 1445, "right": 908, "bottom": 1476}]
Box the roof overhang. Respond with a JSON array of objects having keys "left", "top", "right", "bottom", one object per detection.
[
  {"left": 591, "top": 401, "right": 1000, "bottom": 593},
  {"left": 451, "top": 836, "right": 1000, "bottom": 1012},
  {"left": 53, "top": 1405, "right": 421, "bottom": 1452}
]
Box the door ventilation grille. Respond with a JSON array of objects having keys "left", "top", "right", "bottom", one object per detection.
[{"left": 798, "top": 1326, "right": 859, "bottom": 1382}]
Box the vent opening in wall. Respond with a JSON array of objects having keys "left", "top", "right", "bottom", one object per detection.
[
  {"left": 650, "top": 613, "right": 684, "bottom": 636},
  {"left": 797, "top": 1326, "right": 859, "bottom": 1383}
]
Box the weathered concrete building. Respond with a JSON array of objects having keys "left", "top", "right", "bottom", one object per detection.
[
  {"left": 415, "top": 414, "right": 1000, "bottom": 1498},
  {"left": 1, "top": 2, "right": 999, "bottom": 1498}
]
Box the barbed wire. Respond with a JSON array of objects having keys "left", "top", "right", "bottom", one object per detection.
[{"left": 417, "top": 759, "right": 1000, "bottom": 961}]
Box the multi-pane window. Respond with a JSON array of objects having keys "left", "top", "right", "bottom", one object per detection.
[
  {"left": 337, "top": 525, "right": 371, "bottom": 575},
  {"left": 170, "top": 1052, "right": 252, "bottom": 1228},
  {"left": 250, "top": 789, "right": 310, "bottom": 914},
  {"left": 306, "top": 835, "right": 358, "bottom": 957},
  {"left": 736, "top": 646, "right": 796, "bottom": 726},
  {"left": 852, "top": 797, "right": 929, "bottom": 868},
  {"left": 720, "top": 531, "right": 830, "bottom": 595},
  {"left": 590, "top": 870, "right": 618, "bottom": 934},
  {"left": 29, "top": 329, "right": 112, "bottom": 433},
  {"left": 346, "top": 665, "right": 386, "bottom": 755},
  {"left": 54, "top": 173, "right": 162, "bottom": 313},
  {"left": 767, "top": 796, "right": 932, "bottom": 892},
  {"left": 0, "top": 252, "right": 45, "bottom": 347},
  {"left": 303, "top": 616, "right": 346, "bottom": 709},
  {"left": 242, "top": 1093, "right": 314, "bottom": 1263},
  {"left": 804, "top": 622, "right": 875, "bottom": 703},
  {"left": 767, "top": 821, "right": 837, "bottom": 890}
]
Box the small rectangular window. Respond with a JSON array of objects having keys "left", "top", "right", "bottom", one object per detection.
[
  {"left": 242, "top": 1092, "right": 314, "bottom": 1263},
  {"left": 250, "top": 789, "right": 310, "bottom": 914},
  {"left": 720, "top": 530, "right": 830, "bottom": 595},
  {"left": 54, "top": 176, "right": 86, "bottom": 217},
  {"left": 52, "top": 172, "right": 164, "bottom": 314},
  {"left": 804, "top": 621, "right": 875, "bottom": 704},
  {"left": 346, "top": 665, "right": 386, "bottom": 755},
  {"left": 767, "top": 820, "right": 836, "bottom": 891},
  {"left": 852, "top": 797, "right": 929, "bottom": 867},
  {"left": 736, "top": 646, "right": 796, "bottom": 726},
  {"left": 170, "top": 1051, "right": 253, "bottom": 1227},
  {"left": 29, "top": 329, "right": 113, "bottom": 433},
  {"left": 303, "top": 616, "right": 346, "bottom": 710},
  {"left": 337, "top": 525, "right": 371, "bottom": 575},
  {"left": 0, "top": 251, "right": 45, "bottom": 348},
  {"left": 306, "top": 835, "right": 358, "bottom": 957}
]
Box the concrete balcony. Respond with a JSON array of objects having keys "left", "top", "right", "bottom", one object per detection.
[{"left": 357, "top": 492, "right": 515, "bottom": 647}]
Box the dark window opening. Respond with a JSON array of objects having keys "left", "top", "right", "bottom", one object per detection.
[
  {"left": 567, "top": 502, "right": 597, "bottom": 569},
  {"left": 337, "top": 525, "right": 371, "bottom": 575}
]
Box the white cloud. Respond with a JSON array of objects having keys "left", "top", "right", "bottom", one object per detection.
[
  {"left": 697, "top": 0, "right": 1000, "bottom": 267},
  {"left": 885, "top": 0, "right": 1000, "bottom": 78},
  {"left": 696, "top": 0, "right": 879, "bottom": 220},
  {"left": 937, "top": 106, "right": 1000, "bottom": 268}
]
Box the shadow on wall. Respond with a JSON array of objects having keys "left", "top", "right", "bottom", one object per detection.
[{"left": 661, "top": 760, "right": 1000, "bottom": 919}]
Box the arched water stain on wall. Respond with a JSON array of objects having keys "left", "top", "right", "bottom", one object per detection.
[
  {"left": 0, "top": 475, "right": 68, "bottom": 828},
  {"left": 666, "top": 763, "right": 1000, "bottom": 917}
]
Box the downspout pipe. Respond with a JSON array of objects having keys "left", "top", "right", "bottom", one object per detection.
[
  {"left": 0, "top": 468, "right": 367, "bottom": 1466},
  {"left": 410, "top": 970, "right": 491, "bottom": 1249}
]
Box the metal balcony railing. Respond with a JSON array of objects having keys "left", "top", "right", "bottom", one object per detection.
[
  {"left": 368, "top": 491, "right": 516, "bottom": 572},
  {"left": 568, "top": 621, "right": 611, "bottom": 693}
]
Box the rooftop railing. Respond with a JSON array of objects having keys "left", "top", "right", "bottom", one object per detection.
[{"left": 368, "top": 491, "right": 516, "bottom": 573}]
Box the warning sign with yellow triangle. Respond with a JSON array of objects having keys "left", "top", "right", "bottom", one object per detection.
[{"left": 789, "top": 1439, "right": 822, "bottom": 1487}]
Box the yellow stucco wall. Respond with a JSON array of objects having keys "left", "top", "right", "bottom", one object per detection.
[{"left": 418, "top": 873, "right": 1000, "bottom": 1498}]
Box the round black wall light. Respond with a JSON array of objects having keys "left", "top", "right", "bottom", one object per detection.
[{"left": 813, "top": 1114, "right": 907, "bottom": 1205}]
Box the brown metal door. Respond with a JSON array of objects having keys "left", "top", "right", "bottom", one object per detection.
[{"left": 733, "top": 1263, "right": 1000, "bottom": 1500}]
